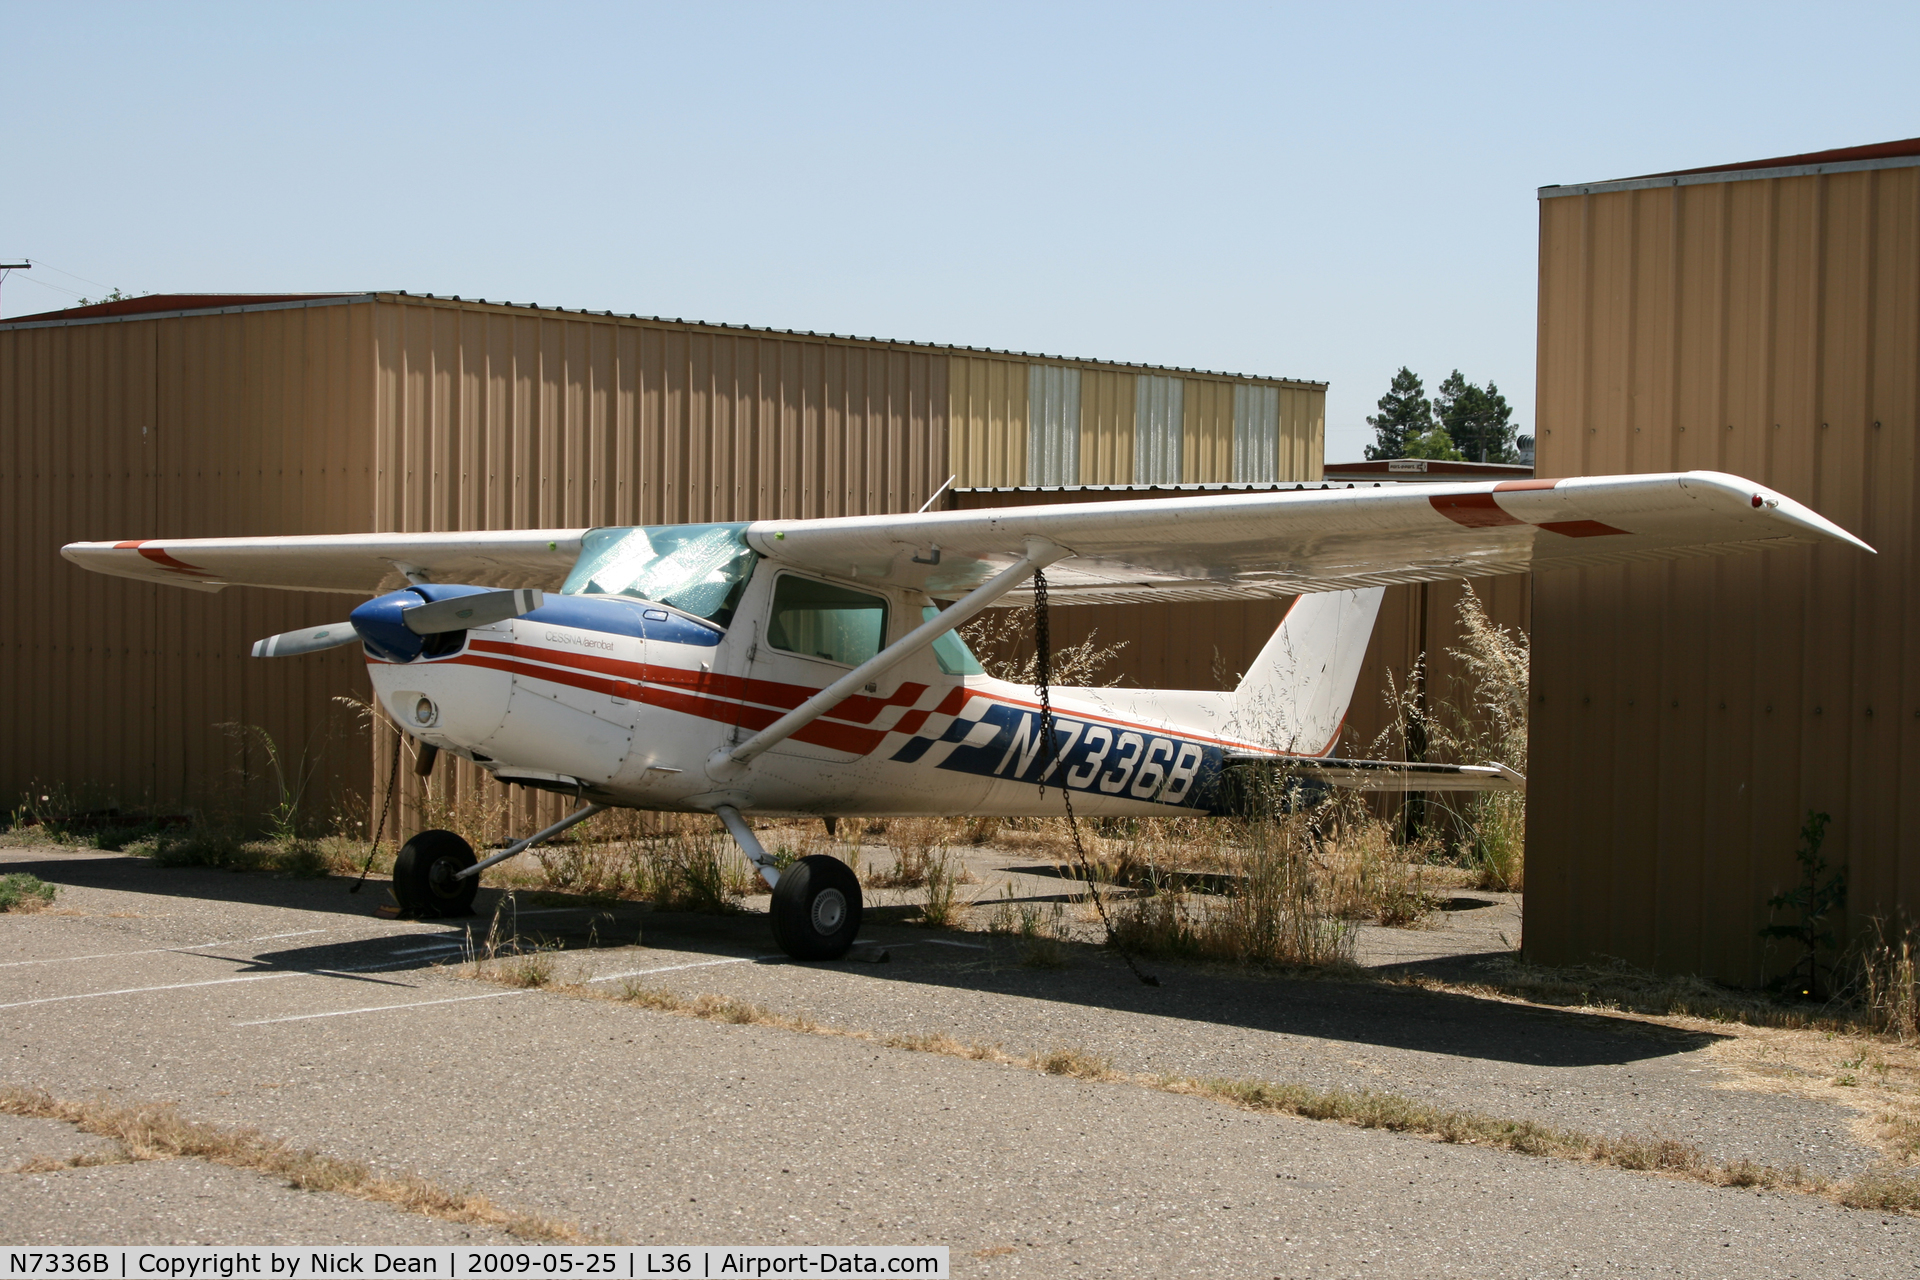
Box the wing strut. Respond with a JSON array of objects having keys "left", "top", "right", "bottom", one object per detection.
[{"left": 704, "top": 537, "right": 1069, "bottom": 782}]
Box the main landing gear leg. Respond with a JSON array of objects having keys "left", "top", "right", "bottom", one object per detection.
[
  {"left": 390, "top": 802, "right": 610, "bottom": 918},
  {"left": 714, "top": 804, "right": 862, "bottom": 961}
]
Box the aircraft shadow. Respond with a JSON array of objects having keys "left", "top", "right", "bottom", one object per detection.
[{"left": 9, "top": 851, "right": 1723, "bottom": 1067}]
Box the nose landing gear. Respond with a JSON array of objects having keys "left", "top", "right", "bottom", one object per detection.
[
  {"left": 388, "top": 802, "right": 610, "bottom": 917},
  {"left": 390, "top": 829, "right": 479, "bottom": 917}
]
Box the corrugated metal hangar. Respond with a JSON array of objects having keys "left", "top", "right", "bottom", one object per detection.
[
  {"left": 0, "top": 292, "right": 1358, "bottom": 840},
  {"left": 1530, "top": 137, "right": 1920, "bottom": 983}
]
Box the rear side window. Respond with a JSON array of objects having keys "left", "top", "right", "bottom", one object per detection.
[
  {"left": 922, "top": 606, "right": 986, "bottom": 675},
  {"left": 767, "top": 576, "right": 889, "bottom": 666}
]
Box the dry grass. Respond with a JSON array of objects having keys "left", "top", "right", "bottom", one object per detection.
[
  {"left": 0, "top": 1085, "right": 587, "bottom": 1239},
  {"left": 12, "top": 1148, "right": 132, "bottom": 1174},
  {"left": 987, "top": 892, "right": 1072, "bottom": 968},
  {"left": 1108, "top": 803, "right": 1358, "bottom": 968},
  {"left": 1411, "top": 956, "right": 1898, "bottom": 1036},
  {"left": 1317, "top": 814, "right": 1442, "bottom": 927},
  {"left": 867, "top": 816, "right": 953, "bottom": 889},
  {"left": 1862, "top": 916, "right": 1920, "bottom": 1042},
  {"left": 1032, "top": 1047, "right": 1118, "bottom": 1080},
  {"left": 472, "top": 968, "right": 1920, "bottom": 1217},
  {"left": 959, "top": 608, "right": 1130, "bottom": 687}
]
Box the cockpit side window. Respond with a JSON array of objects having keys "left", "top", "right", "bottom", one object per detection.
[
  {"left": 767, "top": 575, "right": 889, "bottom": 667},
  {"left": 561, "top": 523, "right": 757, "bottom": 626}
]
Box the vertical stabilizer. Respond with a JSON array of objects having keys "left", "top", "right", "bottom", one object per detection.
[{"left": 1232, "top": 588, "right": 1385, "bottom": 755}]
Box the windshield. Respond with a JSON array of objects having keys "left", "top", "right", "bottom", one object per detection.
[{"left": 561, "top": 523, "right": 757, "bottom": 626}]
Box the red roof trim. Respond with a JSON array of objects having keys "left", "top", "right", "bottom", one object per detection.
[
  {"left": 6, "top": 293, "right": 354, "bottom": 323},
  {"left": 1625, "top": 137, "right": 1920, "bottom": 181}
]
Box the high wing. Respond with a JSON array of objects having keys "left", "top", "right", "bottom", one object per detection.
[
  {"left": 746, "top": 471, "right": 1870, "bottom": 605},
  {"left": 60, "top": 471, "right": 1868, "bottom": 603},
  {"left": 60, "top": 530, "right": 586, "bottom": 595}
]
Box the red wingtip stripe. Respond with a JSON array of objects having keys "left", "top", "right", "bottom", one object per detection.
[
  {"left": 118, "top": 541, "right": 215, "bottom": 577},
  {"left": 1428, "top": 493, "right": 1525, "bottom": 528}
]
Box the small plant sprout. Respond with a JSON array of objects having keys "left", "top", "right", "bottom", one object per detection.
[{"left": 1761, "top": 811, "right": 1847, "bottom": 1000}]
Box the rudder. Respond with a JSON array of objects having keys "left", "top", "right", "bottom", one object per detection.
[{"left": 1231, "top": 588, "right": 1385, "bottom": 755}]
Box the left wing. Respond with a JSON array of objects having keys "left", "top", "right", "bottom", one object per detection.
[{"left": 60, "top": 530, "right": 586, "bottom": 595}]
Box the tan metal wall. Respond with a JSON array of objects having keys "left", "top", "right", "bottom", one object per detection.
[
  {"left": 1528, "top": 161, "right": 1920, "bottom": 982},
  {"left": 0, "top": 300, "right": 378, "bottom": 824}
]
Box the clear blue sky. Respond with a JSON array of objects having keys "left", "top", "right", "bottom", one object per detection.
[{"left": 5, "top": 2, "right": 1914, "bottom": 461}]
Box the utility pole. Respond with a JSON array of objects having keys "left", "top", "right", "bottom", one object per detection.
[{"left": 0, "top": 261, "right": 29, "bottom": 316}]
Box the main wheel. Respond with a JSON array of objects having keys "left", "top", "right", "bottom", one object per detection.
[
  {"left": 769, "top": 854, "right": 862, "bottom": 960},
  {"left": 391, "top": 829, "right": 478, "bottom": 917}
]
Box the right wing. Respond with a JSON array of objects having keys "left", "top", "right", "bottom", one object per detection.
[{"left": 747, "top": 471, "right": 1871, "bottom": 605}]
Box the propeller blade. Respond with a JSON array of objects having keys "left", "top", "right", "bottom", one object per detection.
[
  {"left": 402, "top": 588, "right": 545, "bottom": 635},
  {"left": 250, "top": 622, "right": 358, "bottom": 658}
]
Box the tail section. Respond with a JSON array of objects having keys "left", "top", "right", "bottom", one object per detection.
[{"left": 1232, "top": 588, "right": 1385, "bottom": 756}]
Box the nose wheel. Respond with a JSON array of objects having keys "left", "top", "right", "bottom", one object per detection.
[
  {"left": 391, "top": 829, "right": 479, "bottom": 917},
  {"left": 769, "top": 855, "right": 863, "bottom": 960}
]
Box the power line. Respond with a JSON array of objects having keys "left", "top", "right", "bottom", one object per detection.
[
  {"left": 19, "top": 259, "right": 116, "bottom": 292},
  {"left": 11, "top": 273, "right": 86, "bottom": 298}
]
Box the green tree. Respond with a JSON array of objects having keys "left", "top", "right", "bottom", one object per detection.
[
  {"left": 1401, "top": 424, "right": 1464, "bottom": 460},
  {"left": 1435, "top": 370, "right": 1520, "bottom": 463},
  {"left": 1364, "top": 367, "right": 1435, "bottom": 460}
]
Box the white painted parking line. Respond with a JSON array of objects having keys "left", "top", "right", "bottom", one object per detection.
[
  {"left": 483, "top": 907, "right": 611, "bottom": 918},
  {"left": 0, "top": 952, "right": 467, "bottom": 1007},
  {"left": 0, "top": 929, "right": 329, "bottom": 970},
  {"left": 0, "top": 970, "right": 303, "bottom": 1009},
  {"left": 235, "top": 989, "right": 531, "bottom": 1026},
  {"left": 924, "top": 939, "right": 988, "bottom": 950},
  {"left": 388, "top": 941, "right": 467, "bottom": 957},
  {"left": 587, "top": 955, "right": 784, "bottom": 983}
]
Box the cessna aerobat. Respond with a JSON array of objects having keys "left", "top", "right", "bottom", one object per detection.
[{"left": 64, "top": 472, "right": 1870, "bottom": 960}]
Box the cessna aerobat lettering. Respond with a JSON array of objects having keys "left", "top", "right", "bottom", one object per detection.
[{"left": 64, "top": 473, "right": 1870, "bottom": 959}]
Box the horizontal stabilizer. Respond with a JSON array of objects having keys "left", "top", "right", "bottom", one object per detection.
[
  {"left": 1225, "top": 753, "right": 1526, "bottom": 793},
  {"left": 250, "top": 622, "right": 358, "bottom": 658},
  {"left": 403, "top": 588, "right": 545, "bottom": 634}
]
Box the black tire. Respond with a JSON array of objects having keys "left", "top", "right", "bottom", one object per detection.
[
  {"left": 770, "top": 854, "right": 862, "bottom": 960},
  {"left": 391, "top": 829, "right": 478, "bottom": 917}
]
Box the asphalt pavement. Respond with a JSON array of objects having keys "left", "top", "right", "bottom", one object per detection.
[{"left": 2, "top": 845, "right": 1916, "bottom": 1277}]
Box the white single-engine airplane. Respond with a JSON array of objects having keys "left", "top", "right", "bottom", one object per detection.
[{"left": 64, "top": 472, "right": 1869, "bottom": 959}]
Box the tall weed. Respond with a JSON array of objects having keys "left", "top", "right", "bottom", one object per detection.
[{"left": 1370, "top": 584, "right": 1529, "bottom": 890}]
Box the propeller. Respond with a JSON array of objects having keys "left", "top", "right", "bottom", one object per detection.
[
  {"left": 251, "top": 622, "right": 356, "bottom": 658},
  {"left": 400, "top": 588, "right": 544, "bottom": 634},
  {"left": 249, "top": 588, "right": 546, "bottom": 658}
]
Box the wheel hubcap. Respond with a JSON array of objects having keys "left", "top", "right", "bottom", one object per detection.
[
  {"left": 427, "top": 856, "right": 462, "bottom": 898},
  {"left": 810, "top": 887, "right": 847, "bottom": 934}
]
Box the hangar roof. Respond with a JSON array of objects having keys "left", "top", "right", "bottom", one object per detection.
[
  {"left": 2, "top": 289, "right": 1323, "bottom": 389},
  {"left": 1541, "top": 135, "right": 1920, "bottom": 199}
]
